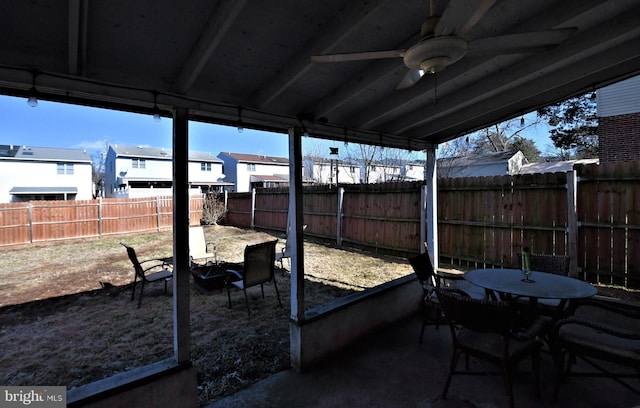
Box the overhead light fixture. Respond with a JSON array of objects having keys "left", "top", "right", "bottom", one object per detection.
[
  {"left": 152, "top": 92, "right": 161, "bottom": 122},
  {"left": 27, "top": 72, "right": 37, "bottom": 108},
  {"left": 237, "top": 107, "right": 244, "bottom": 133}
]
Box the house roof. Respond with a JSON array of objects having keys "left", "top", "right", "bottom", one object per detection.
[
  {"left": 1, "top": 1, "right": 639, "bottom": 151},
  {"left": 111, "top": 145, "right": 222, "bottom": 162},
  {"left": 439, "top": 150, "right": 522, "bottom": 166},
  {"left": 219, "top": 152, "right": 289, "bottom": 165},
  {"left": 250, "top": 175, "right": 289, "bottom": 183},
  {"left": 9, "top": 187, "right": 78, "bottom": 194},
  {"left": 519, "top": 158, "right": 599, "bottom": 174},
  {"left": 0, "top": 145, "right": 91, "bottom": 163}
]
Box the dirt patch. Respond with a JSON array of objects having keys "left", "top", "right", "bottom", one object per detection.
[
  {"left": 0, "top": 226, "right": 413, "bottom": 405},
  {"left": 1, "top": 225, "right": 638, "bottom": 405}
]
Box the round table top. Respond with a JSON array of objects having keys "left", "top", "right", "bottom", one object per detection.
[{"left": 464, "top": 268, "right": 597, "bottom": 299}]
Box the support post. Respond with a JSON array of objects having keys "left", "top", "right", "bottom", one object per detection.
[
  {"left": 288, "top": 127, "right": 305, "bottom": 372},
  {"left": 250, "top": 188, "right": 256, "bottom": 229},
  {"left": 288, "top": 127, "right": 305, "bottom": 321},
  {"left": 172, "top": 107, "right": 191, "bottom": 364},
  {"left": 566, "top": 170, "right": 579, "bottom": 277},
  {"left": 337, "top": 187, "right": 344, "bottom": 246},
  {"left": 425, "top": 146, "right": 438, "bottom": 269}
]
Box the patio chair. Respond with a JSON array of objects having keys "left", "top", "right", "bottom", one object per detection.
[
  {"left": 552, "top": 297, "right": 640, "bottom": 400},
  {"left": 275, "top": 224, "right": 306, "bottom": 275},
  {"left": 121, "top": 243, "right": 173, "bottom": 308},
  {"left": 226, "top": 240, "right": 281, "bottom": 316},
  {"left": 189, "top": 226, "right": 217, "bottom": 265},
  {"left": 517, "top": 252, "right": 570, "bottom": 276},
  {"left": 516, "top": 252, "right": 571, "bottom": 313},
  {"left": 436, "top": 287, "right": 545, "bottom": 408},
  {"left": 409, "top": 251, "right": 445, "bottom": 343}
]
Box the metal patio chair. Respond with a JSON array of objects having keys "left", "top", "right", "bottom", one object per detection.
[
  {"left": 226, "top": 240, "right": 281, "bottom": 316},
  {"left": 436, "top": 287, "right": 545, "bottom": 408},
  {"left": 121, "top": 243, "right": 173, "bottom": 308}
]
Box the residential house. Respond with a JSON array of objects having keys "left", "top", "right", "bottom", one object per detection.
[
  {"left": 217, "top": 152, "right": 290, "bottom": 192},
  {"left": 105, "top": 144, "right": 229, "bottom": 198},
  {"left": 306, "top": 158, "right": 360, "bottom": 185},
  {"left": 597, "top": 75, "right": 640, "bottom": 162},
  {"left": 0, "top": 144, "right": 93, "bottom": 203},
  {"left": 361, "top": 161, "right": 403, "bottom": 183},
  {"left": 437, "top": 150, "right": 527, "bottom": 178},
  {"left": 403, "top": 161, "right": 425, "bottom": 181}
]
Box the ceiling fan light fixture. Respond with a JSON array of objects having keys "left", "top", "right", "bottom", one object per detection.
[
  {"left": 403, "top": 36, "right": 468, "bottom": 72},
  {"left": 420, "top": 57, "right": 450, "bottom": 74}
]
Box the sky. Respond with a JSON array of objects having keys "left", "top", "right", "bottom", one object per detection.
[{"left": 0, "top": 94, "right": 554, "bottom": 161}]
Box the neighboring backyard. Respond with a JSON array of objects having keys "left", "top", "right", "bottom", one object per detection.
[{"left": 0, "top": 225, "right": 414, "bottom": 405}]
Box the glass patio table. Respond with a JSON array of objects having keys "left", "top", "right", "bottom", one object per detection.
[{"left": 463, "top": 268, "right": 597, "bottom": 311}]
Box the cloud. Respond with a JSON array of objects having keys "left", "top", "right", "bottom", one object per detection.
[{"left": 72, "top": 139, "right": 108, "bottom": 151}]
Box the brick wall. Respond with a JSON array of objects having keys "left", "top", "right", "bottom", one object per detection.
[{"left": 598, "top": 112, "right": 640, "bottom": 162}]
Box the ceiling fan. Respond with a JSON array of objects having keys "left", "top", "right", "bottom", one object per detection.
[{"left": 311, "top": 0, "right": 576, "bottom": 89}]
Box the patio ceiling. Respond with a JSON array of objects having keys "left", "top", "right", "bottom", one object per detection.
[{"left": 1, "top": 0, "right": 640, "bottom": 150}]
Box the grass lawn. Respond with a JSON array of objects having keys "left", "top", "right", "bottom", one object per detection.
[{"left": 0, "top": 225, "right": 413, "bottom": 405}]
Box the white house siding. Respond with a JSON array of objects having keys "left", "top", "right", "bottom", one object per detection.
[
  {"left": 403, "top": 164, "right": 425, "bottom": 181},
  {"left": 598, "top": 76, "right": 640, "bottom": 117},
  {"left": 240, "top": 162, "right": 288, "bottom": 192},
  {"left": 106, "top": 145, "right": 225, "bottom": 197},
  {"left": 0, "top": 146, "right": 93, "bottom": 203},
  {"left": 312, "top": 162, "right": 360, "bottom": 184},
  {"left": 187, "top": 161, "right": 225, "bottom": 186},
  {"left": 0, "top": 160, "right": 93, "bottom": 202},
  {"left": 217, "top": 153, "right": 290, "bottom": 192}
]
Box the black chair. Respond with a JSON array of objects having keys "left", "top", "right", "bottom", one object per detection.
[
  {"left": 408, "top": 251, "right": 445, "bottom": 343},
  {"left": 517, "top": 252, "right": 570, "bottom": 276},
  {"left": 121, "top": 243, "right": 173, "bottom": 308},
  {"left": 552, "top": 297, "right": 640, "bottom": 399},
  {"left": 516, "top": 252, "right": 571, "bottom": 314},
  {"left": 226, "top": 240, "right": 282, "bottom": 316},
  {"left": 436, "top": 287, "right": 545, "bottom": 408}
]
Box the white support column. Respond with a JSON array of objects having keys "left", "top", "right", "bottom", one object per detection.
[
  {"left": 250, "top": 188, "right": 256, "bottom": 228},
  {"left": 337, "top": 187, "right": 344, "bottom": 246},
  {"left": 566, "top": 170, "right": 578, "bottom": 277},
  {"left": 425, "top": 146, "right": 438, "bottom": 269},
  {"left": 172, "top": 107, "right": 191, "bottom": 364},
  {"left": 288, "top": 127, "right": 305, "bottom": 372},
  {"left": 288, "top": 127, "right": 305, "bottom": 321}
]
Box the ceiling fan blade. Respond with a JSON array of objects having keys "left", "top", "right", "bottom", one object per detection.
[
  {"left": 436, "top": 0, "right": 497, "bottom": 36},
  {"left": 468, "top": 28, "right": 577, "bottom": 55},
  {"left": 311, "top": 49, "right": 405, "bottom": 63},
  {"left": 395, "top": 68, "right": 425, "bottom": 90}
]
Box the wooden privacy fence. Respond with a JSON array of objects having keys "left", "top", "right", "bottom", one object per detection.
[
  {"left": 224, "top": 162, "right": 640, "bottom": 290},
  {"left": 0, "top": 195, "right": 204, "bottom": 246}
]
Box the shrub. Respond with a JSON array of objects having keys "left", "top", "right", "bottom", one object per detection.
[{"left": 201, "top": 193, "right": 226, "bottom": 225}]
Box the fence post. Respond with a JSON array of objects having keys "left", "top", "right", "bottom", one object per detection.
[
  {"left": 98, "top": 197, "right": 103, "bottom": 237},
  {"left": 28, "top": 202, "right": 33, "bottom": 244},
  {"left": 566, "top": 170, "right": 579, "bottom": 277},
  {"left": 337, "top": 187, "right": 344, "bottom": 246},
  {"left": 156, "top": 196, "right": 161, "bottom": 231},
  {"left": 251, "top": 188, "right": 256, "bottom": 229},
  {"left": 420, "top": 184, "right": 427, "bottom": 250},
  {"left": 224, "top": 190, "right": 228, "bottom": 215}
]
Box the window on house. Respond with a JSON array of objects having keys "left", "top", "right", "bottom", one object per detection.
[
  {"left": 350, "top": 166, "right": 355, "bottom": 173},
  {"left": 57, "top": 163, "right": 74, "bottom": 175},
  {"left": 247, "top": 163, "right": 256, "bottom": 172},
  {"left": 201, "top": 162, "right": 211, "bottom": 171},
  {"left": 132, "top": 158, "right": 146, "bottom": 169}
]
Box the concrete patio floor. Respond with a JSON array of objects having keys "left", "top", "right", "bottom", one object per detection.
[{"left": 206, "top": 313, "right": 639, "bottom": 408}]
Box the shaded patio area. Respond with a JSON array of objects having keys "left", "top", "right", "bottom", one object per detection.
[{"left": 208, "top": 312, "right": 639, "bottom": 408}]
